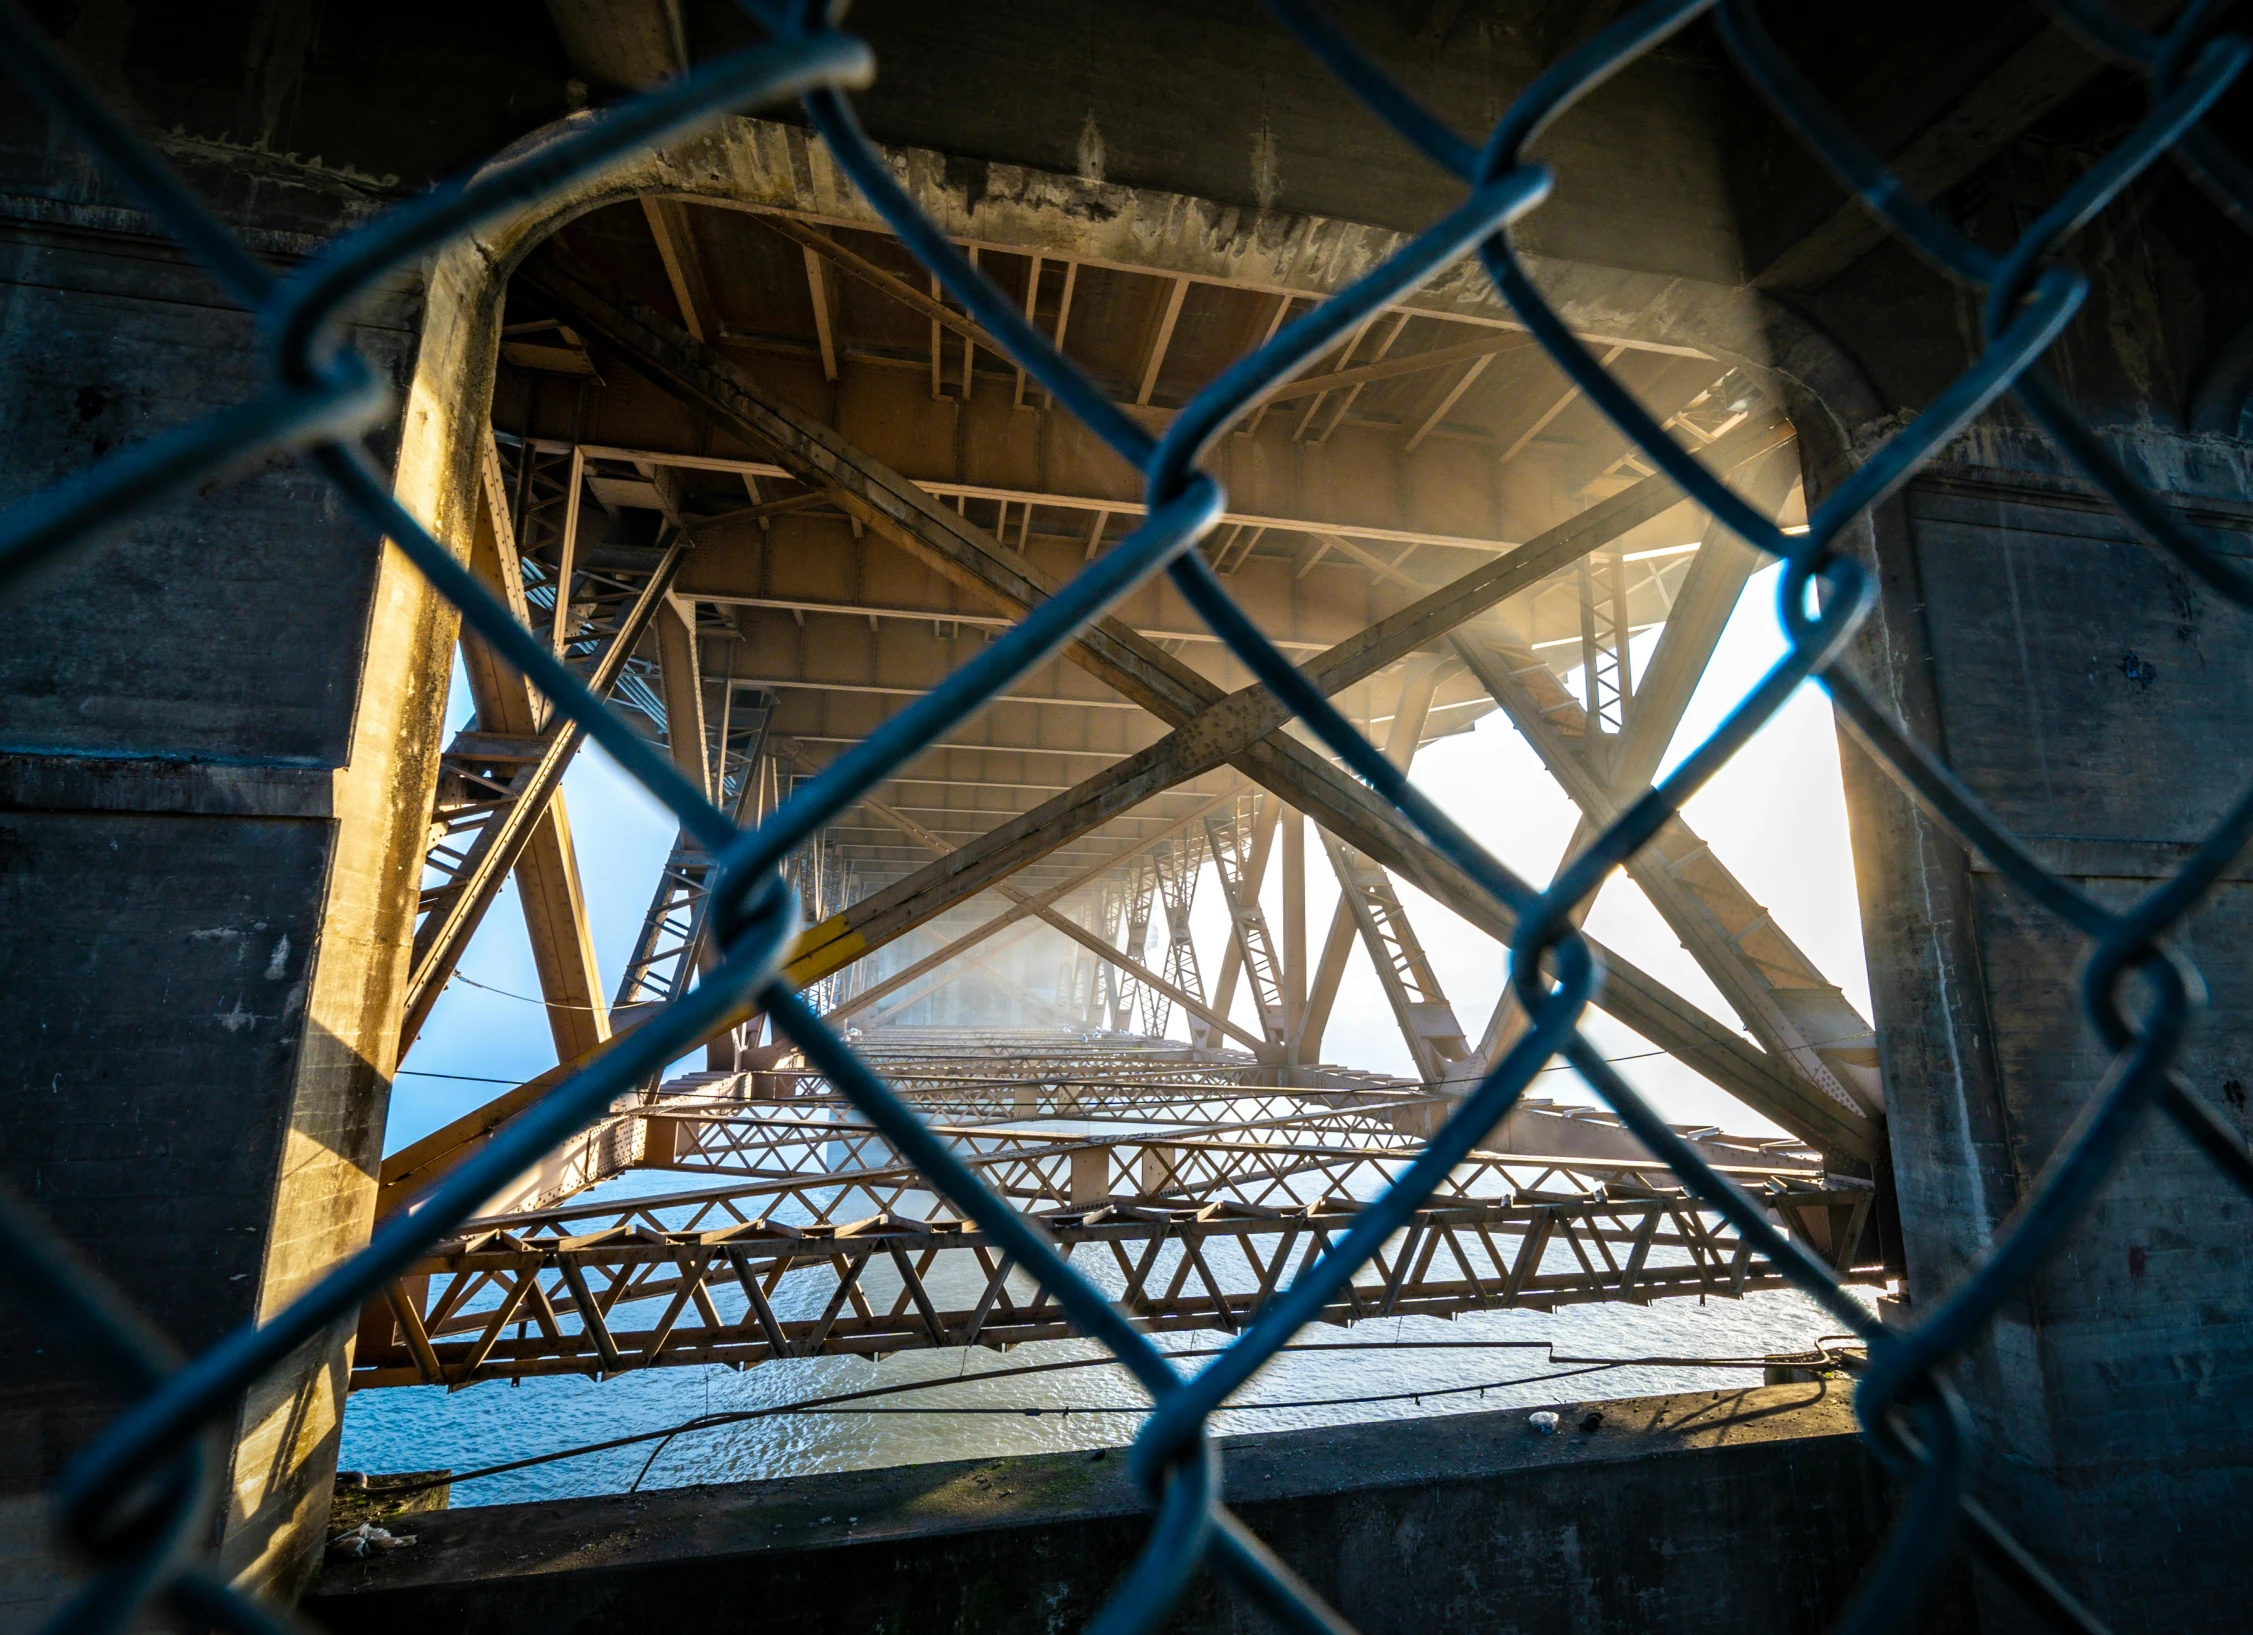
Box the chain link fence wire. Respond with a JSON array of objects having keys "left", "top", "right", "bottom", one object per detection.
[{"left": 2, "top": 0, "right": 2252, "bottom": 1630}]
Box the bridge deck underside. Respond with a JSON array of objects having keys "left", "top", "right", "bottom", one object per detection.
[{"left": 379, "top": 165, "right": 1888, "bottom": 1395}]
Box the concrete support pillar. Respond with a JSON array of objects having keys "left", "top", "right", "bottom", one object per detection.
[
  {"left": 0, "top": 209, "right": 471, "bottom": 1600},
  {"left": 1837, "top": 428, "right": 2253, "bottom": 1632}
]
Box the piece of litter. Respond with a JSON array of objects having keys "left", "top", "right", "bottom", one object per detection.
[
  {"left": 1529, "top": 1410, "right": 1560, "bottom": 1435},
  {"left": 326, "top": 1523, "right": 416, "bottom": 1560}
]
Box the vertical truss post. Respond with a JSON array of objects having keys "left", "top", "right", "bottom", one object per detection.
[
  {"left": 1299, "top": 909, "right": 1358, "bottom": 1070},
  {"left": 1281, "top": 804, "right": 1307, "bottom": 1059},
  {"left": 1088, "top": 877, "right": 1127, "bottom": 1028},
  {"left": 1203, "top": 800, "right": 1289, "bottom": 1050},
  {"left": 612, "top": 686, "right": 781, "bottom": 1023},
  {"left": 1074, "top": 904, "right": 1099, "bottom": 1016},
  {"left": 651, "top": 579, "right": 720, "bottom": 1062},
  {"left": 444, "top": 432, "right": 610, "bottom": 1063},
  {"left": 654, "top": 595, "right": 710, "bottom": 803},
  {"left": 1456, "top": 527, "right": 1880, "bottom": 1124},
  {"left": 402, "top": 443, "right": 687, "bottom": 1056},
  {"left": 1576, "top": 548, "right": 1633, "bottom": 783},
  {"left": 551, "top": 445, "right": 586, "bottom": 662},
  {"left": 1208, "top": 795, "right": 1280, "bottom": 1031},
  {"left": 1077, "top": 900, "right": 1102, "bottom": 1016},
  {"left": 1119, "top": 857, "right": 1157, "bottom": 1033},
  {"left": 1316, "top": 825, "right": 1474, "bottom": 1085},
  {"left": 1149, "top": 834, "right": 1208, "bottom": 1044},
  {"left": 1055, "top": 905, "right": 1093, "bottom": 1012},
  {"left": 1299, "top": 655, "right": 1459, "bottom": 1068},
  {"left": 1607, "top": 546, "right": 1635, "bottom": 720}
]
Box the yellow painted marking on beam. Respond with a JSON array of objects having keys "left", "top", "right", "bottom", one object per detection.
[{"left": 784, "top": 921, "right": 867, "bottom": 988}]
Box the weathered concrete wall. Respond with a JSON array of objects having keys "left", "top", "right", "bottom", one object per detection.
[
  {"left": 309, "top": 1385, "right": 1972, "bottom": 1635},
  {"left": 0, "top": 189, "right": 464, "bottom": 1614},
  {"left": 1830, "top": 422, "right": 2253, "bottom": 1635},
  {"left": 1804, "top": 123, "right": 2253, "bottom": 1623},
  {"left": 1, "top": 1, "right": 1753, "bottom": 285},
  {"left": 0, "top": 0, "right": 591, "bottom": 1608}
]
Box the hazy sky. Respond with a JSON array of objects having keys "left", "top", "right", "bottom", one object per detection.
[
  {"left": 1267, "top": 560, "right": 1870, "bottom": 1136},
  {"left": 391, "top": 562, "right": 1867, "bottom": 1153}
]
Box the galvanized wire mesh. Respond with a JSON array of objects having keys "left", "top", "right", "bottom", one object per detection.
[{"left": 2, "top": 1, "right": 2251, "bottom": 1631}]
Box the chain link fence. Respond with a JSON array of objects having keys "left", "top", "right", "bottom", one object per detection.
[{"left": 3, "top": 1, "right": 2251, "bottom": 1631}]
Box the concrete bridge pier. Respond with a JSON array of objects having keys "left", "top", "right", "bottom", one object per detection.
[
  {"left": 0, "top": 192, "right": 466, "bottom": 1601},
  {"left": 1817, "top": 340, "right": 2253, "bottom": 1630}
]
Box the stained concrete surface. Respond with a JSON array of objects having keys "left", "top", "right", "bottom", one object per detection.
[{"left": 310, "top": 1384, "right": 1973, "bottom": 1635}]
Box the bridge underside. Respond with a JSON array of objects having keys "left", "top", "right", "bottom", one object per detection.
[
  {"left": 366, "top": 149, "right": 1897, "bottom": 1393},
  {"left": 14, "top": 5, "right": 2253, "bottom": 1630}
]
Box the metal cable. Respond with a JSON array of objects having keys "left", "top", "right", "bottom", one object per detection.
[
  {"left": 0, "top": 0, "right": 2244, "bottom": 1630},
  {"left": 351, "top": 1338, "right": 1824, "bottom": 1501}
]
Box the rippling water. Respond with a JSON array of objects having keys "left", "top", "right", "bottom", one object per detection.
[{"left": 341, "top": 1292, "right": 1872, "bottom": 1507}]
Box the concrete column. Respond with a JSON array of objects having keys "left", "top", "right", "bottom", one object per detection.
[
  {"left": 0, "top": 211, "right": 468, "bottom": 1604},
  {"left": 1836, "top": 425, "right": 2253, "bottom": 1632}
]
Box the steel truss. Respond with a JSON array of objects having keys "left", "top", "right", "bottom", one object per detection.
[
  {"left": 354, "top": 1033, "right": 1855, "bottom": 1389},
  {"left": 357, "top": 1188, "right": 1877, "bottom": 1389},
  {"left": 613, "top": 683, "right": 782, "bottom": 1020},
  {"left": 1116, "top": 861, "right": 1157, "bottom": 1033},
  {"left": 1148, "top": 836, "right": 1207, "bottom": 1041},
  {"left": 405, "top": 438, "right": 689, "bottom": 1052},
  {"left": 1317, "top": 827, "right": 1476, "bottom": 1085},
  {"left": 1203, "top": 799, "right": 1290, "bottom": 1049}
]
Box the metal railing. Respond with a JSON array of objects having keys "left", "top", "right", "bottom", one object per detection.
[{"left": 2, "top": 1, "right": 2251, "bottom": 1631}]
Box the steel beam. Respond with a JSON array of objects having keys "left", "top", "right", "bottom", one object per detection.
[
  {"left": 1463, "top": 625, "right": 1881, "bottom": 1122},
  {"left": 822, "top": 793, "right": 1234, "bottom": 1025},
  {"left": 852, "top": 791, "right": 1265, "bottom": 1052},
  {"left": 1308, "top": 655, "right": 1474, "bottom": 1084},
  {"left": 523, "top": 255, "right": 1852, "bottom": 1152},
  {"left": 354, "top": 1116, "right": 1875, "bottom": 1385},
  {"left": 754, "top": 407, "right": 1791, "bottom": 1017},
  {"left": 403, "top": 525, "right": 686, "bottom": 1053},
  {"left": 612, "top": 692, "right": 781, "bottom": 1022},
  {"left": 536, "top": 436, "right": 1534, "bottom": 566},
  {"left": 1207, "top": 795, "right": 1280, "bottom": 1030},
  {"left": 1606, "top": 512, "right": 1764, "bottom": 796},
  {"left": 1204, "top": 802, "right": 1289, "bottom": 1048},
  {"left": 1318, "top": 508, "right": 1880, "bottom": 1143},
  {"left": 1118, "top": 855, "right": 1157, "bottom": 1032},
  {"left": 451, "top": 433, "right": 612, "bottom": 1062},
  {"left": 654, "top": 596, "right": 710, "bottom": 801},
  {"left": 642, "top": 197, "right": 714, "bottom": 343},
  {"left": 858, "top": 923, "right": 1044, "bottom": 1029},
  {"left": 1260, "top": 330, "right": 1537, "bottom": 406},
  {"left": 1301, "top": 653, "right": 1440, "bottom": 1064},
  {"left": 1150, "top": 833, "right": 1212, "bottom": 1046}
]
